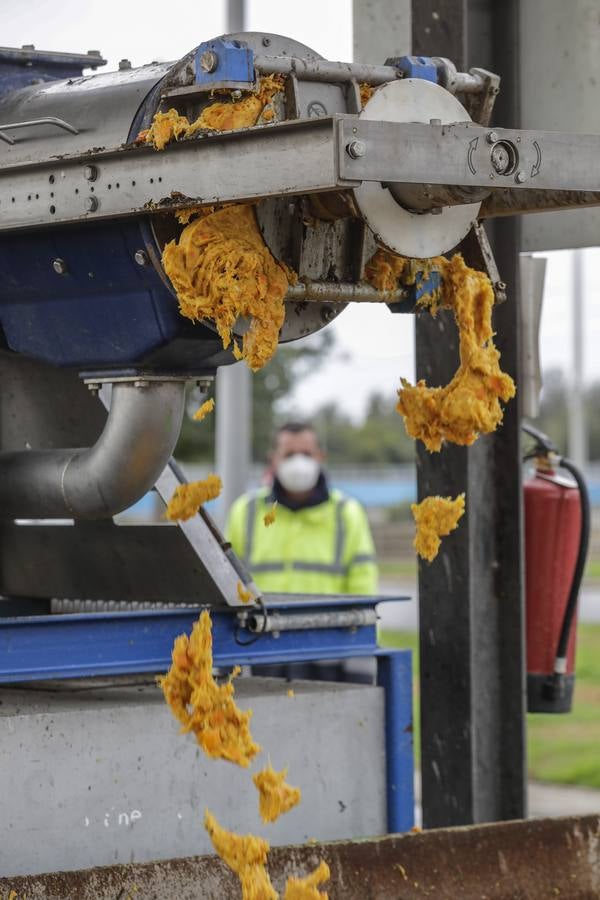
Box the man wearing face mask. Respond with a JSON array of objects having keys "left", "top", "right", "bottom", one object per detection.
[{"left": 226, "top": 421, "right": 378, "bottom": 600}]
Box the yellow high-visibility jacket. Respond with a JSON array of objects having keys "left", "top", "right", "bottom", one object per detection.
[{"left": 226, "top": 486, "right": 378, "bottom": 596}]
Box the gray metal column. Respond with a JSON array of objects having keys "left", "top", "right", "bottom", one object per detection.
[
  {"left": 213, "top": 0, "right": 251, "bottom": 530},
  {"left": 215, "top": 363, "right": 252, "bottom": 528},
  {"left": 412, "top": 0, "right": 527, "bottom": 827},
  {"left": 226, "top": 0, "right": 245, "bottom": 33},
  {"left": 352, "top": 0, "right": 411, "bottom": 63}
]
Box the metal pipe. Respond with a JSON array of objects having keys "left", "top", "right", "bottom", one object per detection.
[
  {"left": 286, "top": 282, "right": 408, "bottom": 303},
  {"left": 0, "top": 380, "right": 185, "bottom": 520},
  {"left": 255, "top": 54, "right": 487, "bottom": 92},
  {"left": 254, "top": 54, "right": 401, "bottom": 85},
  {"left": 245, "top": 608, "right": 378, "bottom": 633},
  {"left": 0, "top": 116, "right": 79, "bottom": 135}
]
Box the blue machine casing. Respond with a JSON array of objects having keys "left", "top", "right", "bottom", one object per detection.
[
  {"left": 0, "top": 46, "right": 105, "bottom": 99},
  {"left": 0, "top": 221, "right": 182, "bottom": 367},
  {"left": 0, "top": 48, "right": 185, "bottom": 368}
]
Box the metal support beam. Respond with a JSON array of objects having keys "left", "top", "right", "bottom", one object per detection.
[
  {"left": 413, "top": 0, "right": 526, "bottom": 827},
  {"left": 377, "top": 652, "right": 414, "bottom": 833},
  {"left": 3, "top": 115, "right": 600, "bottom": 232},
  {"left": 3, "top": 815, "right": 598, "bottom": 898},
  {"left": 0, "top": 596, "right": 409, "bottom": 679}
]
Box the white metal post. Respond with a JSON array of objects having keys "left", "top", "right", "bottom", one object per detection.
[{"left": 568, "top": 249, "right": 587, "bottom": 470}]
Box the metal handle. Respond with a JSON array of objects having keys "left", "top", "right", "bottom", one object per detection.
[{"left": 0, "top": 116, "right": 79, "bottom": 145}]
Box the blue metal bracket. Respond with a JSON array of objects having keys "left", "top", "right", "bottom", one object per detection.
[
  {"left": 194, "top": 39, "right": 254, "bottom": 87},
  {"left": 390, "top": 55, "right": 438, "bottom": 83},
  {"left": 387, "top": 269, "right": 442, "bottom": 313}
]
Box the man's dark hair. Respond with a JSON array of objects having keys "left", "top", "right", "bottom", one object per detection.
[{"left": 272, "top": 421, "right": 320, "bottom": 449}]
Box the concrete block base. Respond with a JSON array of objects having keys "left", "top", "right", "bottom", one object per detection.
[{"left": 0, "top": 676, "right": 386, "bottom": 877}]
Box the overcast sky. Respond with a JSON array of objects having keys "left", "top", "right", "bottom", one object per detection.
[{"left": 4, "top": 0, "right": 597, "bottom": 420}]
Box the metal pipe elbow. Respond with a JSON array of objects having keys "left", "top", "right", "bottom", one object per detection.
[{"left": 0, "top": 380, "right": 185, "bottom": 520}]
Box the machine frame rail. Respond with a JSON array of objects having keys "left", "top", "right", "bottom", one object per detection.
[
  {"left": 0, "top": 595, "right": 405, "bottom": 678},
  {"left": 1, "top": 116, "right": 600, "bottom": 232}
]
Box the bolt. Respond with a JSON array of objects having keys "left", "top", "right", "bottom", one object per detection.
[
  {"left": 429, "top": 117, "right": 442, "bottom": 126},
  {"left": 52, "top": 258, "right": 67, "bottom": 275},
  {"left": 321, "top": 306, "right": 335, "bottom": 323},
  {"left": 430, "top": 207, "right": 443, "bottom": 215},
  {"left": 84, "top": 196, "right": 98, "bottom": 212},
  {"left": 87, "top": 383, "right": 99, "bottom": 395},
  {"left": 134, "top": 379, "right": 150, "bottom": 389},
  {"left": 515, "top": 170, "right": 527, "bottom": 184},
  {"left": 496, "top": 280, "right": 507, "bottom": 291},
  {"left": 199, "top": 50, "right": 218, "bottom": 73},
  {"left": 346, "top": 139, "right": 366, "bottom": 159},
  {"left": 134, "top": 250, "right": 149, "bottom": 266},
  {"left": 231, "top": 89, "right": 242, "bottom": 101},
  {"left": 487, "top": 130, "right": 499, "bottom": 144},
  {"left": 262, "top": 37, "right": 271, "bottom": 47},
  {"left": 118, "top": 59, "right": 132, "bottom": 71},
  {"left": 83, "top": 165, "right": 97, "bottom": 182}
]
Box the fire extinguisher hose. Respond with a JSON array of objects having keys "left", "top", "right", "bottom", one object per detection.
[{"left": 553, "top": 456, "right": 591, "bottom": 676}]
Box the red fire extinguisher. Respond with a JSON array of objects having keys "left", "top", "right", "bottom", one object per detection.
[{"left": 522, "top": 423, "right": 590, "bottom": 713}]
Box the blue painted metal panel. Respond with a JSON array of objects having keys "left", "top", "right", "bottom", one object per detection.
[
  {"left": 194, "top": 39, "right": 254, "bottom": 86},
  {"left": 0, "top": 597, "right": 408, "bottom": 682},
  {"left": 0, "top": 47, "right": 102, "bottom": 99},
  {"left": 0, "top": 609, "right": 377, "bottom": 681},
  {"left": 0, "top": 220, "right": 181, "bottom": 366},
  {"left": 378, "top": 652, "right": 415, "bottom": 832}
]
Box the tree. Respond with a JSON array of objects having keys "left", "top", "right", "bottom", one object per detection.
[
  {"left": 175, "top": 328, "right": 335, "bottom": 462},
  {"left": 252, "top": 329, "right": 335, "bottom": 460},
  {"left": 313, "top": 391, "right": 415, "bottom": 465}
]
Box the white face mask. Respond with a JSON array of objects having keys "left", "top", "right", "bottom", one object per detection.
[{"left": 276, "top": 454, "right": 321, "bottom": 493}]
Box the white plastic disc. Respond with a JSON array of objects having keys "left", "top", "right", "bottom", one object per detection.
[{"left": 354, "top": 78, "right": 481, "bottom": 258}]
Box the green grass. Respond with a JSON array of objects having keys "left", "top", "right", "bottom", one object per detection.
[
  {"left": 378, "top": 560, "right": 417, "bottom": 579},
  {"left": 379, "top": 624, "right": 600, "bottom": 789},
  {"left": 378, "top": 557, "right": 600, "bottom": 581},
  {"left": 584, "top": 559, "right": 600, "bottom": 580}
]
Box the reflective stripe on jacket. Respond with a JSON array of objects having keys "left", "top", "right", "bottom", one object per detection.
[{"left": 226, "top": 486, "right": 378, "bottom": 596}]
